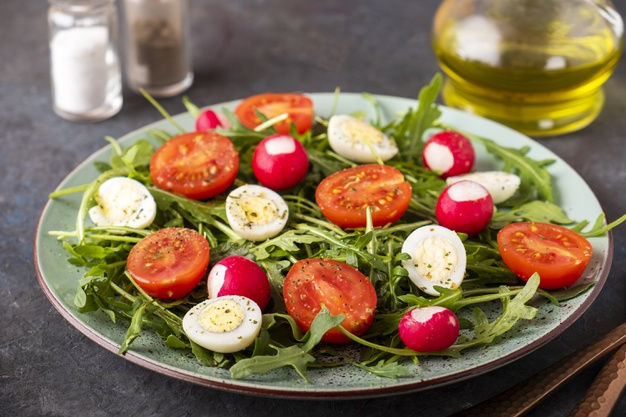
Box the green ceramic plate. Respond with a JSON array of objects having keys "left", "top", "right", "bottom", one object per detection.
[{"left": 35, "top": 93, "right": 612, "bottom": 398}]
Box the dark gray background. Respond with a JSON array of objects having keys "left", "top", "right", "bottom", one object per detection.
[{"left": 2, "top": 1, "right": 626, "bottom": 416}]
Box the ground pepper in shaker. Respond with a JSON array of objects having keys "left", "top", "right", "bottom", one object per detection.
[
  {"left": 121, "top": 0, "right": 193, "bottom": 97},
  {"left": 48, "top": 0, "right": 122, "bottom": 122}
]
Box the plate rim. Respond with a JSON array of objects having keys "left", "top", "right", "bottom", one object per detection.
[{"left": 34, "top": 92, "right": 614, "bottom": 399}]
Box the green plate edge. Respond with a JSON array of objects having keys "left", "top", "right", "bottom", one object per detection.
[{"left": 34, "top": 93, "right": 613, "bottom": 399}]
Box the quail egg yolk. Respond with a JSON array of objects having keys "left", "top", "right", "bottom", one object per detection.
[
  {"left": 198, "top": 299, "right": 245, "bottom": 333},
  {"left": 413, "top": 236, "right": 460, "bottom": 287},
  {"left": 341, "top": 119, "right": 386, "bottom": 145},
  {"left": 239, "top": 196, "right": 279, "bottom": 226}
]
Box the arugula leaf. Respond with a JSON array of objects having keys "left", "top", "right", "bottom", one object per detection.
[
  {"left": 249, "top": 229, "right": 326, "bottom": 260},
  {"left": 149, "top": 186, "right": 228, "bottom": 223},
  {"left": 490, "top": 200, "right": 573, "bottom": 229},
  {"left": 164, "top": 334, "right": 190, "bottom": 349},
  {"left": 344, "top": 358, "right": 411, "bottom": 379},
  {"left": 264, "top": 313, "right": 306, "bottom": 343},
  {"left": 541, "top": 282, "right": 596, "bottom": 302},
  {"left": 573, "top": 213, "right": 626, "bottom": 238},
  {"left": 395, "top": 73, "right": 443, "bottom": 156},
  {"left": 190, "top": 340, "right": 215, "bottom": 366},
  {"left": 72, "top": 244, "right": 117, "bottom": 260},
  {"left": 292, "top": 224, "right": 388, "bottom": 272},
  {"left": 398, "top": 287, "right": 464, "bottom": 311},
  {"left": 109, "top": 138, "right": 154, "bottom": 175},
  {"left": 218, "top": 108, "right": 274, "bottom": 143},
  {"left": 447, "top": 273, "right": 540, "bottom": 353},
  {"left": 119, "top": 302, "right": 149, "bottom": 355},
  {"left": 463, "top": 261, "right": 520, "bottom": 287},
  {"left": 229, "top": 345, "right": 315, "bottom": 381},
  {"left": 228, "top": 308, "right": 346, "bottom": 382},
  {"left": 182, "top": 95, "right": 201, "bottom": 118},
  {"left": 307, "top": 147, "right": 351, "bottom": 178},
  {"left": 302, "top": 307, "right": 346, "bottom": 353}
]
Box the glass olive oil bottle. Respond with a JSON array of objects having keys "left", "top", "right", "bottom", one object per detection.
[{"left": 432, "top": 0, "right": 624, "bottom": 136}]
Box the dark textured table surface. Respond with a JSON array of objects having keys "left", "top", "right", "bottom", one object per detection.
[{"left": 3, "top": 1, "right": 626, "bottom": 416}]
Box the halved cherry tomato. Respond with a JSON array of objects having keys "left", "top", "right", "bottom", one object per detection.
[
  {"left": 234, "top": 93, "right": 314, "bottom": 135},
  {"left": 315, "top": 164, "right": 412, "bottom": 228},
  {"left": 497, "top": 222, "right": 593, "bottom": 290},
  {"left": 150, "top": 132, "right": 239, "bottom": 200},
  {"left": 127, "top": 228, "right": 210, "bottom": 299},
  {"left": 283, "top": 258, "right": 377, "bottom": 344}
]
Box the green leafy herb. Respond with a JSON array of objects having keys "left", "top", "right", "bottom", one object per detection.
[
  {"left": 489, "top": 200, "right": 573, "bottom": 229},
  {"left": 229, "top": 345, "right": 315, "bottom": 381},
  {"left": 344, "top": 358, "right": 412, "bottom": 379}
]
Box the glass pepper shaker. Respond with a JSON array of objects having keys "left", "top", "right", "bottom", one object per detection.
[
  {"left": 48, "top": 0, "right": 123, "bottom": 122},
  {"left": 121, "top": 0, "right": 194, "bottom": 97}
]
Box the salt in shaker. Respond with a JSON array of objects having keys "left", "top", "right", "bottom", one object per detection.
[{"left": 48, "top": 0, "right": 123, "bottom": 122}]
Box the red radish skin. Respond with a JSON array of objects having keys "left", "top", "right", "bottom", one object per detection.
[
  {"left": 422, "top": 131, "right": 475, "bottom": 179},
  {"left": 436, "top": 180, "right": 494, "bottom": 236},
  {"left": 398, "top": 306, "right": 460, "bottom": 352},
  {"left": 196, "top": 109, "right": 229, "bottom": 131},
  {"left": 252, "top": 134, "right": 310, "bottom": 190},
  {"left": 207, "top": 256, "right": 271, "bottom": 311}
]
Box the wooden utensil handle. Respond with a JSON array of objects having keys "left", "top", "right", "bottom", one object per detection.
[
  {"left": 569, "top": 343, "right": 626, "bottom": 417},
  {"left": 450, "top": 322, "right": 626, "bottom": 417}
]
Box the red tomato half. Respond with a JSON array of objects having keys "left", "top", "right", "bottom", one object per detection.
[
  {"left": 497, "top": 222, "right": 593, "bottom": 290},
  {"left": 315, "top": 164, "right": 412, "bottom": 228},
  {"left": 150, "top": 132, "right": 239, "bottom": 200},
  {"left": 235, "top": 93, "right": 314, "bottom": 135},
  {"left": 283, "top": 258, "right": 377, "bottom": 344},
  {"left": 127, "top": 228, "right": 210, "bottom": 299}
]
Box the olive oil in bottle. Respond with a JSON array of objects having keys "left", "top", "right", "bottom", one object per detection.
[{"left": 432, "top": 0, "right": 624, "bottom": 137}]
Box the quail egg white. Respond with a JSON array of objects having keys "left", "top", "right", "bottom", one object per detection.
[
  {"left": 327, "top": 114, "right": 398, "bottom": 163},
  {"left": 225, "top": 184, "right": 289, "bottom": 241},
  {"left": 182, "top": 295, "right": 262, "bottom": 353},
  {"left": 401, "top": 225, "right": 467, "bottom": 296},
  {"left": 88, "top": 177, "right": 156, "bottom": 230},
  {"left": 445, "top": 171, "right": 521, "bottom": 204}
]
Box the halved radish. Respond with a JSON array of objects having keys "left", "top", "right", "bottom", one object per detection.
[
  {"left": 422, "top": 131, "right": 475, "bottom": 179},
  {"left": 207, "top": 256, "right": 271, "bottom": 311},
  {"left": 398, "top": 306, "right": 460, "bottom": 352},
  {"left": 436, "top": 180, "right": 493, "bottom": 236},
  {"left": 196, "top": 109, "right": 230, "bottom": 131}
]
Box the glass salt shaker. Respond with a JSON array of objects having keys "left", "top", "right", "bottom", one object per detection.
[
  {"left": 121, "top": 0, "right": 194, "bottom": 97},
  {"left": 48, "top": 0, "right": 123, "bottom": 122}
]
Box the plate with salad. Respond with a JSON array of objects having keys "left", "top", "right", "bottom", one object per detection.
[{"left": 35, "top": 75, "right": 620, "bottom": 398}]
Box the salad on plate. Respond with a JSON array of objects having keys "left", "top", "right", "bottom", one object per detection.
[{"left": 46, "top": 74, "right": 624, "bottom": 384}]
